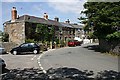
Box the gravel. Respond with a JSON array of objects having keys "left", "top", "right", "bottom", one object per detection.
[{"left": 1, "top": 67, "right": 120, "bottom": 80}]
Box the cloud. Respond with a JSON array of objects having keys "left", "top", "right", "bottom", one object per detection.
[
  {"left": 2, "top": 0, "right": 17, "bottom": 2},
  {"left": 47, "top": 0, "right": 86, "bottom": 14},
  {"left": 2, "top": 0, "right": 49, "bottom": 2},
  {"left": 33, "top": 5, "right": 42, "bottom": 11}
]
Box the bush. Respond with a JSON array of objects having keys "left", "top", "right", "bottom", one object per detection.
[
  {"left": 2, "top": 33, "right": 9, "bottom": 42},
  {"left": 55, "top": 38, "right": 59, "bottom": 44},
  {"left": 25, "top": 39, "right": 37, "bottom": 43}
]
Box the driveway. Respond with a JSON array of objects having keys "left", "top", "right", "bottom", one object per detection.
[{"left": 40, "top": 43, "right": 118, "bottom": 75}]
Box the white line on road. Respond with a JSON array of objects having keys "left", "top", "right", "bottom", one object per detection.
[
  {"left": 37, "top": 49, "right": 56, "bottom": 74},
  {"left": 31, "top": 55, "right": 36, "bottom": 60},
  {"left": 37, "top": 52, "right": 47, "bottom": 74}
]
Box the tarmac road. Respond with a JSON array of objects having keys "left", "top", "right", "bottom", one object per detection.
[
  {"left": 0, "top": 43, "right": 119, "bottom": 76},
  {"left": 1, "top": 53, "right": 40, "bottom": 69},
  {"left": 40, "top": 43, "right": 118, "bottom": 75}
]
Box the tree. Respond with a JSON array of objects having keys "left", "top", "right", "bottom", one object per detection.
[
  {"left": 2, "top": 32, "right": 9, "bottom": 42},
  {"left": 79, "top": 2, "right": 120, "bottom": 40},
  {"left": 36, "top": 24, "right": 55, "bottom": 42}
]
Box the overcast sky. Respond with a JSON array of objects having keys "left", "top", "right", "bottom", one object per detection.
[{"left": 0, "top": 0, "right": 87, "bottom": 31}]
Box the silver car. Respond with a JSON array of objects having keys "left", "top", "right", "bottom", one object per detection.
[{"left": 0, "top": 47, "right": 7, "bottom": 54}]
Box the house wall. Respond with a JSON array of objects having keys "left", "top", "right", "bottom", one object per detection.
[
  {"left": 74, "top": 28, "right": 83, "bottom": 39},
  {"left": 54, "top": 27, "right": 75, "bottom": 42},
  {"left": 62, "top": 28, "right": 75, "bottom": 41},
  {"left": 4, "top": 22, "right": 25, "bottom": 45},
  {"left": 4, "top": 21, "right": 75, "bottom": 45}
]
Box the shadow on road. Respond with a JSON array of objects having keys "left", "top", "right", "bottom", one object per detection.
[
  {"left": 83, "top": 44, "right": 104, "bottom": 53},
  {"left": 13, "top": 52, "right": 42, "bottom": 55},
  {"left": 1, "top": 67, "right": 120, "bottom": 80}
]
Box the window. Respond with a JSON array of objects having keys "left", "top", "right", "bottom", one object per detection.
[
  {"left": 28, "top": 43, "right": 37, "bottom": 47},
  {"left": 65, "top": 37, "right": 67, "bottom": 41},
  {"left": 20, "top": 44, "right": 28, "bottom": 47},
  {"left": 60, "top": 37, "right": 62, "bottom": 40}
]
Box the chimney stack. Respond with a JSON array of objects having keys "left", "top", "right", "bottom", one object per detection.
[
  {"left": 43, "top": 13, "right": 48, "bottom": 20},
  {"left": 54, "top": 17, "right": 59, "bottom": 22},
  {"left": 11, "top": 7, "right": 17, "bottom": 21},
  {"left": 65, "top": 19, "right": 70, "bottom": 23}
]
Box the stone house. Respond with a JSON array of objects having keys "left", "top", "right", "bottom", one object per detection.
[
  {"left": 3, "top": 7, "right": 83, "bottom": 45},
  {"left": 71, "top": 24, "right": 84, "bottom": 39}
]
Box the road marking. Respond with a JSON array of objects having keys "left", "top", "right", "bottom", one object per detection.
[
  {"left": 37, "top": 49, "right": 56, "bottom": 74},
  {"left": 38, "top": 63, "right": 41, "bottom": 66},
  {"left": 37, "top": 52, "right": 47, "bottom": 74},
  {"left": 31, "top": 55, "right": 36, "bottom": 60}
]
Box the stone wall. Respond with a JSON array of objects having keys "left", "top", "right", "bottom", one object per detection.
[
  {"left": 99, "top": 39, "right": 120, "bottom": 54},
  {"left": 4, "top": 22, "right": 25, "bottom": 45},
  {"left": 1, "top": 42, "right": 18, "bottom": 52}
]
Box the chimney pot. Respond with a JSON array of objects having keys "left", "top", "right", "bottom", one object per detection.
[
  {"left": 43, "top": 13, "right": 48, "bottom": 20},
  {"left": 65, "top": 19, "right": 70, "bottom": 23},
  {"left": 54, "top": 17, "right": 59, "bottom": 22}
]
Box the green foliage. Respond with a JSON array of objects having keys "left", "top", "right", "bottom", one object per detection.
[
  {"left": 36, "top": 24, "right": 55, "bottom": 42},
  {"left": 106, "top": 32, "right": 120, "bottom": 40},
  {"left": 25, "top": 39, "right": 37, "bottom": 43},
  {"left": 88, "top": 32, "right": 97, "bottom": 39},
  {"left": 55, "top": 38, "right": 59, "bottom": 44},
  {"left": 79, "top": 2, "right": 120, "bottom": 40},
  {"left": 2, "top": 32, "right": 9, "bottom": 42}
]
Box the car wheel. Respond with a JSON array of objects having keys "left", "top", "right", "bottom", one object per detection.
[
  {"left": 33, "top": 50, "right": 38, "bottom": 54},
  {"left": 13, "top": 51, "right": 17, "bottom": 55}
]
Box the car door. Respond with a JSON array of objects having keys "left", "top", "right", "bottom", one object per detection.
[
  {"left": 20, "top": 43, "right": 29, "bottom": 53},
  {"left": 27, "top": 43, "right": 34, "bottom": 52}
]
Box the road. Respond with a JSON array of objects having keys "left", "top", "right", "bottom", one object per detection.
[
  {"left": 1, "top": 54, "right": 40, "bottom": 69},
  {"left": 0, "top": 43, "right": 118, "bottom": 75},
  {"left": 40, "top": 43, "right": 118, "bottom": 75}
]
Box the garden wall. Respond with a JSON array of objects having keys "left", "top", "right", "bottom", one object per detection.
[
  {"left": 1, "top": 42, "right": 18, "bottom": 52},
  {"left": 99, "top": 39, "right": 120, "bottom": 54}
]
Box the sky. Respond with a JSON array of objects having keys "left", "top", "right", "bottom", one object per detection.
[{"left": 0, "top": 0, "right": 87, "bottom": 31}]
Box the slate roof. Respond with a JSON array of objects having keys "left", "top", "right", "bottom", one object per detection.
[
  {"left": 4, "top": 15, "right": 83, "bottom": 28},
  {"left": 70, "top": 24, "right": 83, "bottom": 29},
  {"left": 4, "top": 15, "right": 63, "bottom": 27},
  {"left": 60, "top": 22, "right": 73, "bottom": 28}
]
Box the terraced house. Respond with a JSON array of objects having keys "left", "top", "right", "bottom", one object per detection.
[{"left": 3, "top": 7, "right": 83, "bottom": 45}]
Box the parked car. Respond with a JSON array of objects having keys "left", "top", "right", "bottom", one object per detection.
[
  {"left": 68, "top": 40, "right": 82, "bottom": 47},
  {"left": 0, "top": 47, "right": 7, "bottom": 54},
  {"left": 75, "top": 40, "right": 83, "bottom": 46},
  {"left": 10, "top": 43, "right": 40, "bottom": 55},
  {"left": 0, "top": 58, "right": 6, "bottom": 69}
]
